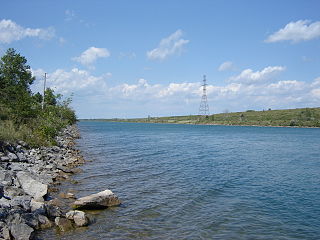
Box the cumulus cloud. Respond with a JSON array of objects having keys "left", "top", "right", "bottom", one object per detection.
[
  {"left": 73, "top": 47, "right": 110, "bottom": 68},
  {"left": 218, "top": 61, "right": 234, "bottom": 71},
  {"left": 265, "top": 20, "right": 320, "bottom": 43},
  {"left": 108, "top": 77, "right": 318, "bottom": 113},
  {"left": 109, "top": 78, "right": 162, "bottom": 100},
  {"left": 31, "top": 66, "right": 320, "bottom": 117},
  {"left": 31, "top": 68, "right": 110, "bottom": 95},
  {"left": 0, "top": 19, "right": 55, "bottom": 44},
  {"left": 147, "top": 29, "right": 189, "bottom": 60},
  {"left": 229, "top": 66, "right": 285, "bottom": 84},
  {"left": 158, "top": 82, "right": 200, "bottom": 97}
]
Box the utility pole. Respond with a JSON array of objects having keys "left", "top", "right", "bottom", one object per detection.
[
  {"left": 41, "top": 73, "right": 47, "bottom": 110},
  {"left": 198, "top": 75, "right": 210, "bottom": 117}
]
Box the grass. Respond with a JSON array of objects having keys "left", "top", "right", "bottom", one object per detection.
[{"left": 82, "top": 107, "right": 320, "bottom": 128}]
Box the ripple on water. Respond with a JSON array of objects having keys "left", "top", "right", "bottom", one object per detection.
[{"left": 38, "top": 122, "right": 320, "bottom": 240}]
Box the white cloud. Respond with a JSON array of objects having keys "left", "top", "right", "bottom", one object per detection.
[
  {"left": 218, "top": 61, "right": 234, "bottom": 71},
  {"left": 147, "top": 29, "right": 189, "bottom": 60},
  {"left": 73, "top": 47, "right": 110, "bottom": 68},
  {"left": 265, "top": 20, "right": 320, "bottom": 43},
  {"left": 31, "top": 67, "right": 320, "bottom": 118},
  {"left": 267, "top": 80, "right": 306, "bottom": 94},
  {"left": 311, "top": 89, "right": 320, "bottom": 99},
  {"left": 229, "top": 66, "right": 285, "bottom": 84},
  {"left": 311, "top": 77, "right": 320, "bottom": 87},
  {"left": 157, "top": 82, "right": 200, "bottom": 97},
  {"left": 0, "top": 19, "right": 55, "bottom": 44},
  {"left": 109, "top": 78, "right": 162, "bottom": 99},
  {"left": 31, "top": 68, "right": 110, "bottom": 95}
]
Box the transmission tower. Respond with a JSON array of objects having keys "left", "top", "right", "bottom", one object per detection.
[{"left": 198, "top": 75, "right": 210, "bottom": 117}]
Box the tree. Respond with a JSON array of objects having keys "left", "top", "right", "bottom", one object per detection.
[
  {"left": 44, "top": 88, "right": 61, "bottom": 106},
  {"left": 0, "top": 48, "right": 35, "bottom": 122},
  {"left": 33, "top": 92, "right": 43, "bottom": 104}
]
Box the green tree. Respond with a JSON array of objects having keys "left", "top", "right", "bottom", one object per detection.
[
  {"left": 44, "top": 88, "right": 61, "bottom": 106},
  {"left": 33, "top": 92, "right": 43, "bottom": 104},
  {"left": 0, "top": 48, "right": 35, "bottom": 122}
]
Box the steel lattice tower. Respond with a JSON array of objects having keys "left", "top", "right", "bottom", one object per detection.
[{"left": 198, "top": 75, "right": 210, "bottom": 116}]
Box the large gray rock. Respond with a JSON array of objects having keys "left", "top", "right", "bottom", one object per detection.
[
  {"left": 11, "top": 196, "right": 31, "bottom": 211},
  {"left": 66, "top": 210, "right": 89, "bottom": 227},
  {"left": 16, "top": 171, "right": 48, "bottom": 201},
  {"left": 9, "top": 223, "right": 34, "bottom": 240},
  {"left": 72, "top": 189, "right": 121, "bottom": 209}
]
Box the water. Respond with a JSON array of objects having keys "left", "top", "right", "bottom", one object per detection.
[{"left": 40, "top": 122, "right": 320, "bottom": 239}]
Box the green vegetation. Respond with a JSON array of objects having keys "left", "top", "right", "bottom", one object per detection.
[
  {"left": 0, "top": 48, "right": 76, "bottom": 146},
  {"left": 86, "top": 107, "right": 320, "bottom": 128}
]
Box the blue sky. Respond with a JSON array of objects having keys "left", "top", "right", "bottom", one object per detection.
[{"left": 1, "top": 0, "right": 320, "bottom": 118}]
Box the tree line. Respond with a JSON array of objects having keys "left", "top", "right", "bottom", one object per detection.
[{"left": 0, "top": 48, "right": 76, "bottom": 146}]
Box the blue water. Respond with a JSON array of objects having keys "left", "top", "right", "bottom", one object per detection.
[{"left": 42, "top": 122, "right": 320, "bottom": 239}]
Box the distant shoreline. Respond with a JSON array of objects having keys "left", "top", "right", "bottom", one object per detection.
[
  {"left": 79, "top": 119, "right": 320, "bottom": 129},
  {"left": 79, "top": 107, "right": 320, "bottom": 129}
]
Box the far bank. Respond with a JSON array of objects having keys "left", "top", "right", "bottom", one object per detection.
[{"left": 80, "top": 107, "right": 320, "bottom": 128}]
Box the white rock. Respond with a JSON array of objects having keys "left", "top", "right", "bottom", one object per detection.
[
  {"left": 66, "top": 210, "right": 89, "bottom": 227},
  {"left": 16, "top": 171, "right": 48, "bottom": 201},
  {"left": 72, "top": 189, "right": 121, "bottom": 209}
]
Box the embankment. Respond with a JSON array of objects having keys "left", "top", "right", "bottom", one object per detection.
[{"left": 0, "top": 125, "right": 85, "bottom": 239}]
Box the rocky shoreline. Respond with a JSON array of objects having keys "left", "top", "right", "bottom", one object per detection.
[{"left": 0, "top": 125, "right": 90, "bottom": 239}]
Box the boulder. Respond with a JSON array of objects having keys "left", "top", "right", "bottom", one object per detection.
[
  {"left": 72, "top": 189, "right": 121, "bottom": 209},
  {"left": 9, "top": 223, "right": 34, "bottom": 240},
  {"left": 66, "top": 210, "right": 89, "bottom": 227},
  {"left": 16, "top": 171, "right": 48, "bottom": 201},
  {"left": 11, "top": 196, "right": 31, "bottom": 211},
  {"left": 54, "top": 217, "right": 73, "bottom": 232}
]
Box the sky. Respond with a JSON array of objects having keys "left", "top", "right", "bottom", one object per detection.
[{"left": 0, "top": 0, "right": 319, "bottom": 119}]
